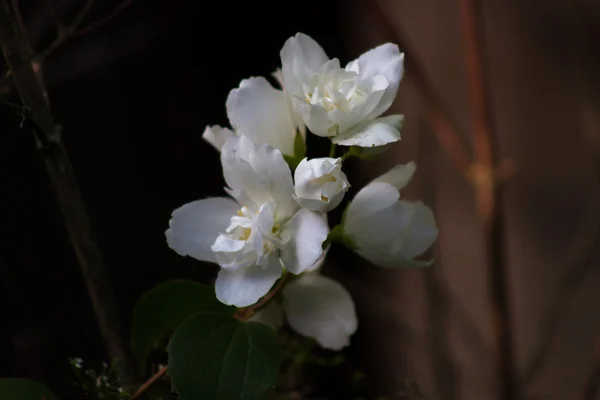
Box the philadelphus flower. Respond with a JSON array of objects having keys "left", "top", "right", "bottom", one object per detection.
[
  {"left": 293, "top": 157, "right": 350, "bottom": 212},
  {"left": 166, "top": 135, "right": 328, "bottom": 307},
  {"left": 342, "top": 162, "right": 438, "bottom": 268},
  {"left": 250, "top": 271, "right": 357, "bottom": 350},
  {"left": 203, "top": 76, "right": 303, "bottom": 157},
  {"left": 280, "top": 33, "right": 405, "bottom": 147}
]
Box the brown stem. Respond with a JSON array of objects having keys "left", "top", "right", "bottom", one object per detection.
[
  {"left": 36, "top": 0, "right": 136, "bottom": 62},
  {"left": 0, "top": 0, "right": 138, "bottom": 387},
  {"left": 132, "top": 272, "right": 291, "bottom": 398},
  {"left": 457, "top": 0, "right": 519, "bottom": 399},
  {"left": 235, "top": 271, "right": 290, "bottom": 320},
  {"left": 131, "top": 366, "right": 167, "bottom": 399}
]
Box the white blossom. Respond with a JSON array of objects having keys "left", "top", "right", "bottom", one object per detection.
[
  {"left": 202, "top": 76, "right": 304, "bottom": 157},
  {"left": 250, "top": 270, "right": 357, "bottom": 351},
  {"left": 166, "top": 135, "right": 328, "bottom": 307},
  {"left": 282, "top": 272, "right": 357, "bottom": 350},
  {"left": 343, "top": 162, "right": 438, "bottom": 268},
  {"left": 293, "top": 157, "right": 350, "bottom": 212},
  {"left": 280, "top": 32, "right": 404, "bottom": 147}
]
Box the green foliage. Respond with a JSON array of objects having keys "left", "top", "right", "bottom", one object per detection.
[
  {"left": 168, "top": 312, "right": 282, "bottom": 400},
  {"left": 69, "top": 358, "right": 130, "bottom": 398},
  {"left": 131, "top": 280, "right": 235, "bottom": 372},
  {"left": 0, "top": 378, "right": 60, "bottom": 400}
]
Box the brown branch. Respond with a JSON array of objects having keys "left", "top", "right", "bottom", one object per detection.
[
  {"left": 131, "top": 365, "right": 168, "bottom": 399},
  {"left": 0, "top": 0, "right": 138, "bottom": 387},
  {"left": 366, "top": 0, "right": 472, "bottom": 176},
  {"left": 37, "top": 0, "right": 136, "bottom": 62},
  {"left": 74, "top": 0, "right": 136, "bottom": 38},
  {"left": 235, "top": 271, "right": 290, "bottom": 320},
  {"left": 457, "top": 1, "right": 519, "bottom": 400}
]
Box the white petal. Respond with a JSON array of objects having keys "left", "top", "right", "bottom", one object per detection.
[
  {"left": 350, "top": 200, "right": 437, "bottom": 268},
  {"left": 249, "top": 144, "right": 298, "bottom": 219},
  {"left": 221, "top": 138, "right": 297, "bottom": 218},
  {"left": 345, "top": 182, "right": 400, "bottom": 235},
  {"left": 280, "top": 209, "right": 328, "bottom": 274},
  {"left": 351, "top": 44, "right": 404, "bottom": 119},
  {"left": 399, "top": 201, "right": 438, "bottom": 259},
  {"left": 374, "top": 161, "right": 416, "bottom": 190},
  {"left": 166, "top": 197, "right": 239, "bottom": 263},
  {"left": 202, "top": 125, "right": 235, "bottom": 152},
  {"left": 249, "top": 301, "right": 284, "bottom": 331},
  {"left": 283, "top": 274, "right": 357, "bottom": 350},
  {"left": 292, "top": 97, "right": 334, "bottom": 137},
  {"left": 281, "top": 33, "right": 328, "bottom": 95},
  {"left": 215, "top": 254, "right": 282, "bottom": 307},
  {"left": 226, "top": 77, "right": 296, "bottom": 156},
  {"left": 332, "top": 115, "right": 403, "bottom": 147}
]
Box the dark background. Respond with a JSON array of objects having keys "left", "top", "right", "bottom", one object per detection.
[{"left": 2, "top": 1, "right": 600, "bottom": 399}]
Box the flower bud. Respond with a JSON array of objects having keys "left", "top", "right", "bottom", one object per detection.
[{"left": 293, "top": 157, "right": 350, "bottom": 213}]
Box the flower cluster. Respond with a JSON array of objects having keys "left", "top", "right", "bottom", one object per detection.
[{"left": 166, "top": 33, "right": 438, "bottom": 350}]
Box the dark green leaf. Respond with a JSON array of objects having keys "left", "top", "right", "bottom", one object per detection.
[
  {"left": 131, "top": 280, "right": 235, "bottom": 372},
  {"left": 168, "top": 312, "right": 282, "bottom": 400},
  {"left": 0, "top": 378, "right": 60, "bottom": 400}
]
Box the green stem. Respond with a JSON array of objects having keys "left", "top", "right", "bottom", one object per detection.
[{"left": 329, "top": 142, "right": 336, "bottom": 158}]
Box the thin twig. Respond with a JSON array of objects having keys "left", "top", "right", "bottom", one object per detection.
[
  {"left": 0, "top": 0, "right": 138, "bottom": 387},
  {"left": 75, "top": 0, "right": 136, "bottom": 38},
  {"left": 37, "top": 0, "right": 137, "bottom": 62},
  {"left": 457, "top": 1, "right": 519, "bottom": 399},
  {"left": 131, "top": 366, "right": 168, "bottom": 399},
  {"left": 36, "top": 0, "right": 95, "bottom": 61},
  {"left": 366, "top": 0, "right": 473, "bottom": 176}
]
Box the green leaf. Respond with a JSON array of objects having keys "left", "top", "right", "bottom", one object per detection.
[
  {"left": 168, "top": 312, "right": 282, "bottom": 400},
  {"left": 131, "top": 280, "right": 235, "bottom": 372},
  {"left": 0, "top": 378, "right": 60, "bottom": 400}
]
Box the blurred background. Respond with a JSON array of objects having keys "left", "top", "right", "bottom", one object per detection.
[{"left": 1, "top": 0, "right": 599, "bottom": 399}]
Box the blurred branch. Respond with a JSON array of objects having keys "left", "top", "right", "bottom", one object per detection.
[
  {"left": 366, "top": 0, "right": 472, "bottom": 176},
  {"left": 418, "top": 108, "right": 460, "bottom": 400},
  {"left": 457, "top": 1, "right": 519, "bottom": 400},
  {"left": 521, "top": 202, "right": 600, "bottom": 385},
  {"left": 37, "top": 0, "right": 136, "bottom": 62},
  {"left": 0, "top": 0, "right": 138, "bottom": 387}
]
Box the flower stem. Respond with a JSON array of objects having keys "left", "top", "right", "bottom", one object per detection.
[
  {"left": 235, "top": 270, "right": 290, "bottom": 320},
  {"left": 329, "top": 142, "right": 337, "bottom": 158},
  {"left": 131, "top": 271, "right": 291, "bottom": 398},
  {"left": 131, "top": 366, "right": 167, "bottom": 399}
]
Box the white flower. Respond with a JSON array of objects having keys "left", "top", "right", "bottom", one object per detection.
[
  {"left": 343, "top": 162, "right": 438, "bottom": 268},
  {"left": 283, "top": 272, "right": 357, "bottom": 350},
  {"left": 280, "top": 32, "right": 405, "bottom": 147},
  {"left": 293, "top": 157, "right": 350, "bottom": 212},
  {"left": 203, "top": 76, "right": 304, "bottom": 157},
  {"left": 250, "top": 271, "right": 357, "bottom": 351},
  {"left": 166, "top": 135, "right": 329, "bottom": 307},
  {"left": 203, "top": 125, "right": 235, "bottom": 152}
]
